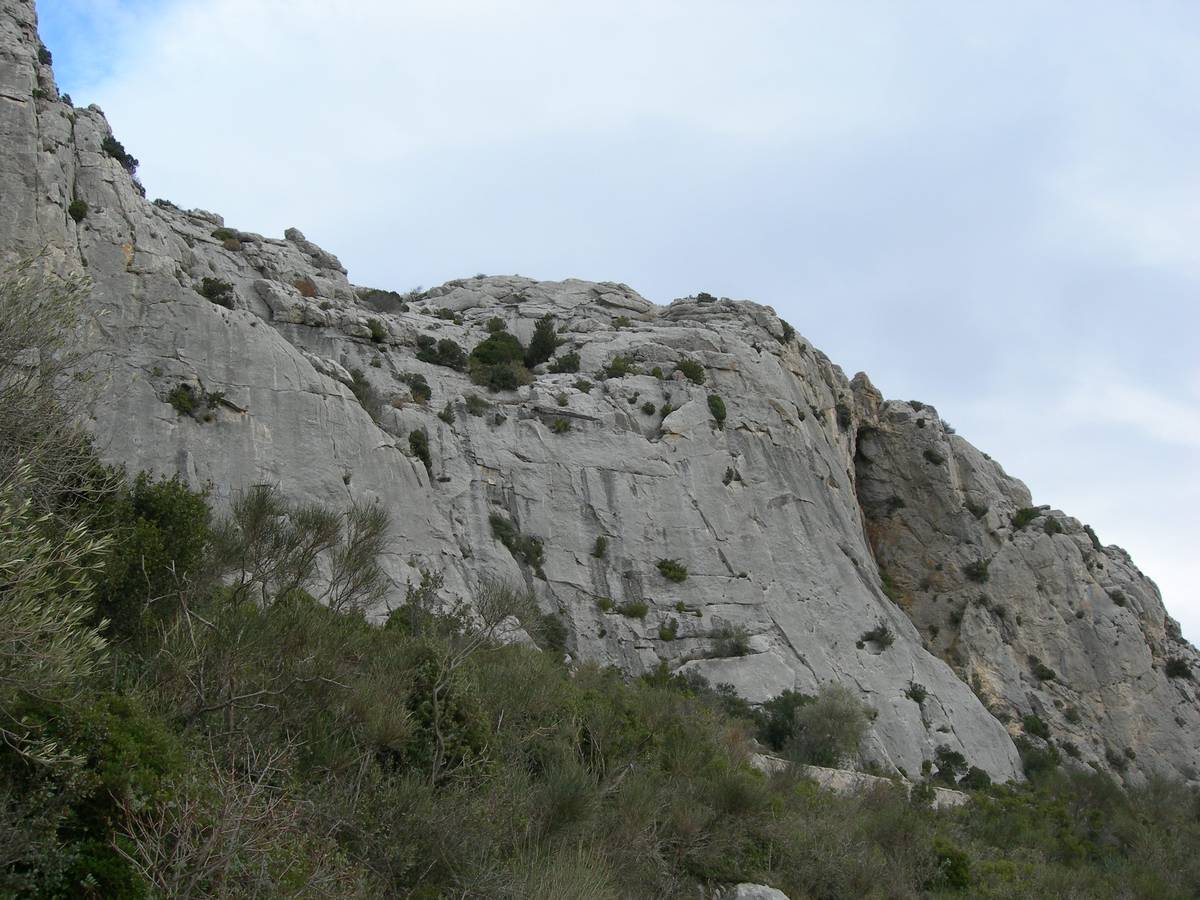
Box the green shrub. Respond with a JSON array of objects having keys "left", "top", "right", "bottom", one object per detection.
[
  {"left": 906, "top": 682, "right": 927, "bottom": 705},
  {"left": 591, "top": 536, "right": 608, "bottom": 559},
  {"left": 1031, "top": 659, "right": 1057, "bottom": 682},
  {"left": 656, "top": 558, "right": 688, "bottom": 582},
  {"left": 640, "top": 401, "right": 656, "bottom": 415},
  {"left": 525, "top": 314, "right": 563, "bottom": 368},
  {"left": 835, "top": 401, "right": 853, "bottom": 430},
  {"left": 674, "top": 357, "right": 706, "bottom": 385},
  {"left": 166, "top": 383, "right": 198, "bottom": 416},
  {"left": 1015, "top": 736, "right": 1060, "bottom": 777},
  {"left": 1044, "top": 516, "right": 1063, "bottom": 536},
  {"left": 210, "top": 227, "right": 238, "bottom": 241},
  {"left": 600, "top": 355, "right": 639, "bottom": 379},
  {"left": 934, "top": 745, "right": 969, "bottom": 784},
  {"left": 780, "top": 319, "right": 795, "bottom": 344},
  {"left": 880, "top": 570, "right": 903, "bottom": 604},
  {"left": 438, "top": 402, "right": 455, "bottom": 425},
  {"left": 709, "top": 624, "right": 750, "bottom": 658},
  {"left": 367, "top": 318, "right": 387, "bottom": 343},
  {"left": 349, "top": 368, "right": 384, "bottom": 421},
  {"left": 489, "top": 513, "right": 545, "bottom": 570},
  {"left": 555, "top": 392, "right": 569, "bottom": 407},
  {"left": 616, "top": 600, "right": 649, "bottom": 619},
  {"left": 962, "top": 558, "right": 990, "bottom": 583},
  {"left": 549, "top": 351, "right": 580, "bottom": 373},
  {"left": 1023, "top": 714, "right": 1050, "bottom": 739},
  {"left": 1013, "top": 507, "right": 1040, "bottom": 529},
  {"left": 416, "top": 335, "right": 467, "bottom": 370},
  {"left": 573, "top": 378, "right": 592, "bottom": 393},
  {"left": 68, "top": 199, "right": 88, "bottom": 223},
  {"left": 469, "top": 332, "right": 529, "bottom": 389},
  {"left": 612, "top": 315, "right": 631, "bottom": 329},
  {"left": 486, "top": 316, "right": 506, "bottom": 333},
  {"left": 1109, "top": 590, "right": 1127, "bottom": 607},
  {"left": 196, "top": 277, "right": 234, "bottom": 307},
  {"left": 101, "top": 134, "right": 138, "bottom": 173},
  {"left": 1165, "top": 657, "right": 1192, "bottom": 680},
  {"left": 860, "top": 622, "right": 895, "bottom": 649},
  {"left": 596, "top": 597, "right": 613, "bottom": 612},
  {"left": 707, "top": 394, "right": 726, "bottom": 428},
  {"left": 658, "top": 618, "right": 679, "bottom": 641},
  {"left": 465, "top": 393, "right": 489, "bottom": 416},
  {"left": 398, "top": 372, "right": 431, "bottom": 404},
  {"left": 551, "top": 418, "right": 571, "bottom": 434},
  {"left": 785, "top": 684, "right": 871, "bottom": 767},
  {"left": 38, "top": 44, "right": 52, "bottom": 65},
  {"left": 659, "top": 402, "right": 673, "bottom": 417},
  {"left": 409, "top": 428, "right": 432, "bottom": 472}
]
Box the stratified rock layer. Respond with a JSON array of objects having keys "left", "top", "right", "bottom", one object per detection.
[{"left": 2, "top": 0, "right": 1197, "bottom": 784}]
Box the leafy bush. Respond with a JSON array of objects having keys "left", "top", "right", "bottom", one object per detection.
[
  {"left": 367, "top": 318, "right": 387, "bottom": 343},
  {"left": 438, "top": 402, "right": 455, "bottom": 425},
  {"left": 859, "top": 623, "right": 895, "bottom": 649},
  {"left": 658, "top": 619, "right": 679, "bottom": 641},
  {"left": 348, "top": 368, "right": 384, "bottom": 421},
  {"left": 835, "top": 401, "right": 853, "bottom": 431},
  {"left": 709, "top": 624, "right": 751, "bottom": 658},
  {"left": 573, "top": 378, "right": 592, "bottom": 393},
  {"left": 525, "top": 314, "right": 562, "bottom": 368},
  {"left": 101, "top": 134, "right": 138, "bottom": 173},
  {"left": 489, "top": 513, "right": 545, "bottom": 571},
  {"left": 674, "top": 357, "right": 706, "bottom": 385},
  {"left": 1030, "top": 658, "right": 1057, "bottom": 682},
  {"left": 600, "top": 355, "right": 639, "bottom": 379},
  {"left": 591, "top": 536, "right": 607, "bottom": 559},
  {"left": 416, "top": 335, "right": 467, "bottom": 370},
  {"left": 616, "top": 600, "right": 649, "bottom": 619},
  {"left": 68, "top": 199, "right": 88, "bottom": 223},
  {"left": 196, "top": 277, "right": 234, "bottom": 307},
  {"left": 780, "top": 319, "right": 795, "bottom": 343},
  {"left": 1013, "top": 507, "right": 1040, "bottom": 529},
  {"left": 1165, "top": 657, "right": 1192, "bottom": 680},
  {"left": 549, "top": 351, "right": 580, "bottom": 373},
  {"left": 551, "top": 417, "right": 571, "bottom": 434},
  {"left": 409, "top": 428, "right": 431, "bottom": 472},
  {"left": 1023, "top": 714, "right": 1050, "bottom": 739},
  {"left": 38, "top": 44, "right": 52, "bottom": 65},
  {"left": 659, "top": 402, "right": 673, "bottom": 417},
  {"left": 612, "top": 315, "right": 631, "bottom": 328},
  {"left": 485, "top": 316, "right": 506, "bottom": 333},
  {"left": 641, "top": 401, "right": 656, "bottom": 415},
  {"left": 785, "top": 684, "right": 871, "bottom": 768},
  {"left": 656, "top": 558, "right": 688, "bottom": 582},
  {"left": 962, "top": 558, "right": 990, "bottom": 583},
  {"left": 464, "top": 394, "right": 489, "bottom": 416},
  {"left": 398, "top": 372, "right": 431, "bottom": 404},
  {"left": 906, "top": 682, "right": 927, "bottom": 705},
  {"left": 468, "top": 332, "right": 529, "bottom": 389},
  {"left": 707, "top": 394, "right": 726, "bottom": 428},
  {"left": 923, "top": 448, "right": 947, "bottom": 466}
]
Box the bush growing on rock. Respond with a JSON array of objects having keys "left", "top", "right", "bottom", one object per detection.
[
  {"left": 397, "top": 372, "right": 431, "bottom": 404},
  {"left": 859, "top": 622, "right": 895, "bottom": 649},
  {"left": 196, "top": 277, "right": 234, "bottom": 307},
  {"left": 409, "top": 429, "right": 431, "bottom": 472},
  {"left": 551, "top": 417, "right": 571, "bottom": 434},
  {"left": 367, "top": 318, "right": 387, "bottom": 343},
  {"left": 469, "top": 332, "right": 530, "bottom": 389},
  {"left": 1023, "top": 714, "right": 1050, "bottom": 739},
  {"left": 416, "top": 335, "right": 467, "bottom": 370},
  {"left": 674, "top": 357, "right": 706, "bottom": 385},
  {"left": 549, "top": 351, "right": 580, "bottom": 373},
  {"left": 591, "top": 536, "right": 608, "bottom": 559},
  {"left": 707, "top": 394, "right": 727, "bottom": 428},
  {"left": 348, "top": 368, "right": 384, "bottom": 422},
  {"left": 616, "top": 600, "right": 649, "bottom": 619},
  {"left": 641, "top": 401, "right": 656, "bottom": 415},
  {"left": 102, "top": 134, "right": 138, "bottom": 173},
  {"left": 656, "top": 558, "right": 688, "bottom": 582},
  {"left": 524, "top": 314, "right": 562, "bottom": 368},
  {"left": 489, "top": 513, "right": 545, "bottom": 572},
  {"left": 600, "top": 354, "right": 639, "bottom": 379},
  {"left": 962, "top": 558, "right": 990, "bottom": 583},
  {"left": 709, "top": 624, "right": 751, "bottom": 658},
  {"left": 485, "top": 316, "right": 506, "bottom": 333},
  {"left": 923, "top": 448, "right": 947, "bottom": 466},
  {"left": 1165, "top": 657, "right": 1192, "bottom": 679},
  {"left": 784, "top": 684, "right": 871, "bottom": 768},
  {"left": 1013, "top": 507, "right": 1041, "bottom": 529},
  {"left": 68, "top": 199, "right": 87, "bottom": 223}
]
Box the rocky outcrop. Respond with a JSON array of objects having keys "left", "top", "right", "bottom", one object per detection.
[{"left": 2, "top": 0, "right": 1196, "bottom": 785}]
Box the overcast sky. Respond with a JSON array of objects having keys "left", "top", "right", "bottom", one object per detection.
[{"left": 39, "top": 1, "right": 1200, "bottom": 642}]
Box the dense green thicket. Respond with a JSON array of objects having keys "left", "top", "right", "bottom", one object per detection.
[{"left": 3, "top": 263, "right": 1200, "bottom": 898}]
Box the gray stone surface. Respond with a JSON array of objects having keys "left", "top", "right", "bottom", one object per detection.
[
  {"left": 720, "top": 884, "right": 791, "bottom": 900},
  {"left": 3, "top": 0, "right": 1196, "bottom": 785}
]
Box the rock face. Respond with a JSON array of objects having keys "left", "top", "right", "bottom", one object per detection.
[{"left": 2, "top": 0, "right": 1197, "bottom": 785}]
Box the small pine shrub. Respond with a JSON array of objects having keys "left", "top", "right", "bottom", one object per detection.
[
  {"left": 596, "top": 597, "right": 613, "bottom": 612},
  {"left": 486, "top": 316, "right": 506, "bottom": 333},
  {"left": 962, "top": 559, "right": 990, "bottom": 583},
  {"left": 1031, "top": 659, "right": 1057, "bottom": 682},
  {"left": 68, "top": 199, "right": 88, "bottom": 223},
  {"left": 166, "top": 383, "right": 198, "bottom": 416},
  {"left": 417, "top": 335, "right": 468, "bottom": 370},
  {"left": 650, "top": 366, "right": 663, "bottom": 379},
  {"left": 674, "top": 357, "right": 706, "bottom": 385},
  {"left": 1165, "top": 657, "right": 1192, "bottom": 680},
  {"left": 656, "top": 558, "right": 688, "bottom": 582},
  {"left": 211, "top": 227, "right": 239, "bottom": 241},
  {"left": 616, "top": 600, "right": 649, "bottom": 619},
  {"left": 438, "top": 403, "right": 455, "bottom": 425},
  {"left": 573, "top": 379, "right": 592, "bottom": 393},
  {"left": 1013, "top": 507, "right": 1040, "bottom": 529},
  {"left": 591, "top": 536, "right": 608, "bottom": 559},
  {"left": 601, "top": 355, "right": 639, "bottom": 379},
  {"left": 641, "top": 401, "right": 656, "bottom": 415},
  {"left": 710, "top": 624, "right": 750, "bottom": 657},
  {"left": 38, "top": 44, "right": 52, "bottom": 65},
  {"left": 348, "top": 368, "right": 384, "bottom": 421},
  {"left": 549, "top": 352, "right": 580, "bottom": 374},
  {"left": 525, "top": 314, "right": 563, "bottom": 368},
  {"left": 367, "top": 318, "right": 387, "bottom": 343},
  {"left": 1023, "top": 714, "right": 1050, "bottom": 739},
  {"left": 780, "top": 319, "right": 795, "bottom": 343},
  {"left": 612, "top": 315, "right": 632, "bottom": 329},
  {"left": 102, "top": 134, "right": 139, "bottom": 173},
  {"left": 408, "top": 429, "right": 431, "bottom": 472},
  {"left": 464, "top": 394, "right": 489, "bottom": 416},
  {"left": 659, "top": 402, "right": 673, "bottom": 418},
  {"left": 835, "top": 401, "right": 853, "bottom": 430},
  {"left": 860, "top": 622, "right": 895, "bottom": 649},
  {"left": 398, "top": 372, "right": 431, "bottom": 404},
  {"left": 1044, "top": 516, "right": 1063, "bottom": 536},
  {"left": 707, "top": 394, "right": 726, "bottom": 429},
  {"left": 906, "top": 682, "right": 927, "bottom": 704},
  {"left": 489, "top": 513, "right": 545, "bottom": 570},
  {"left": 197, "top": 277, "right": 234, "bottom": 307},
  {"left": 880, "top": 570, "right": 903, "bottom": 604},
  {"left": 551, "top": 418, "right": 571, "bottom": 434},
  {"left": 658, "top": 619, "right": 679, "bottom": 641},
  {"left": 556, "top": 392, "right": 569, "bottom": 407}
]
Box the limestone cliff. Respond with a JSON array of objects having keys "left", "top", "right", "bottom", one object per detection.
[{"left": 2, "top": 0, "right": 1196, "bottom": 784}]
